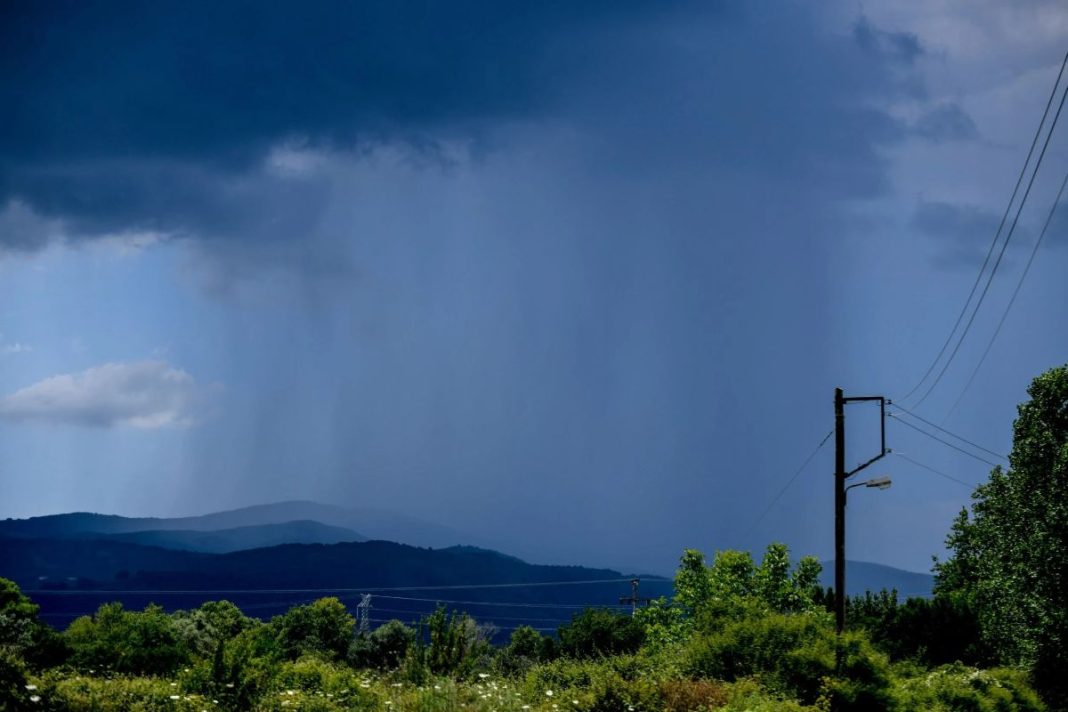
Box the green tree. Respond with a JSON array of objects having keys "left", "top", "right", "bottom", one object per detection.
[
  {"left": 64, "top": 602, "right": 189, "bottom": 675},
  {"left": 557, "top": 608, "right": 645, "bottom": 659},
  {"left": 348, "top": 619, "right": 415, "bottom": 670},
  {"left": 172, "top": 599, "right": 254, "bottom": 658},
  {"left": 272, "top": 597, "right": 354, "bottom": 662},
  {"left": 936, "top": 363, "right": 1068, "bottom": 708},
  {"left": 0, "top": 577, "right": 67, "bottom": 667}
]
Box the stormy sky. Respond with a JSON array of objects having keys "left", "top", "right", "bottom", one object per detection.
[{"left": 1, "top": 0, "right": 1067, "bottom": 575}]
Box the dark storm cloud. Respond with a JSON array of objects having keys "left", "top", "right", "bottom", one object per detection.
[
  {"left": 0, "top": 1, "right": 923, "bottom": 264},
  {"left": 0, "top": 0, "right": 689, "bottom": 244}
]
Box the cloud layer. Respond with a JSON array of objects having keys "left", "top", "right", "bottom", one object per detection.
[{"left": 0, "top": 361, "right": 205, "bottom": 428}]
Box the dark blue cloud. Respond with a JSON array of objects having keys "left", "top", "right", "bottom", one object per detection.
[
  {"left": 0, "top": 0, "right": 691, "bottom": 241},
  {"left": 0, "top": 1, "right": 920, "bottom": 255},
  {"left": 1, "top": 1, "right": 682, "bottom": 165}
]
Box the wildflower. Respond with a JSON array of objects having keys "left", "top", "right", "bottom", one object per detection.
[
  {"left": 546, "top": 690, "right": 554, "bottom": 697},
  {"left": 478, "top": 673, "right": 490, "bottom": 679},
  {"left": 30, "top": 696, "right": 41, "bottom": 703},
  {"left": 170, "top": 695, "right": 181, "bottom": 700},
  {"left": 25, "top": 685, "right": 37, "bottom": 691}
]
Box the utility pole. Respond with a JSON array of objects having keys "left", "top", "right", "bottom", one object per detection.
[
  {"left": 619, "top": 578, "right": 651, "bottom": 616},
  {"left": 834, "top": 388, "right": 846, "bottom": 636},
  {"left": 833, "top": 390, "right": 888, "bottom": 637}
]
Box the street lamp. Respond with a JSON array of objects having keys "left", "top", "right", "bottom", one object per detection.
[{"left": 846, "top": 476, "right": 892, "bottom": 499}]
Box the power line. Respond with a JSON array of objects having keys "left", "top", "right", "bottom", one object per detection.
[
  {"left": 370, "top": 605, "right": 571, "bottom": 623},
  {"left": 890, "top": 414, "right": 1001, "bottom": 467},
  {"left": 943, "top": 169, "right": 1068, "bottom": 421},
  {"left": 893, "top": 452, "right": 979, "bottom": 490},
  {"left": 366, "top": 617, "right": 560, "bottom": 632},
  {"left": 372, "top": 594, "right": 631, "bottom": 610},
  {"left": 22, "top": 578, "right": 636, "bottom": 597},
  {"left": 900, "top": 51, "right": 1068, "bottom": 404},
  {"left": 744, "top": 428, "right": 833, "bottom": 540},
  {"left": 891, "top": 403, "right": 1007, "bottom": 462},
  {"left": 912, "top": 74, "right": 1068, "bottom": 408}
]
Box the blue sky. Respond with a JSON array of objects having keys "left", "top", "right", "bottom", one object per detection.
[{"left": 1, "top": 1, "right": 1067, "bottom": 575}]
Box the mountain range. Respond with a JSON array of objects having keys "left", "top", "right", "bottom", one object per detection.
[{"left": 0, "top": 502, "right": 934, "bottom": 632}]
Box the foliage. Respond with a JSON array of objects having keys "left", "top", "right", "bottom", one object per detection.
[
  {"left": 837, "top": 588, "right": 992, "bottom": 666},
  {"left": 171, "top": 599, "right": 254, "bottom": 659},
  {"left": 63, "top": 602, "right": 189, "bottom": 676},
  {"left": 28, "top": 671, "right": 213, "bottom": 711},
  {"left": 684, "top": 607, "right": 899, "bottom": 711},
  {"left": 935, "top": 363, "right": 1068, "bottom": 708},
  {"left": 556, "top": 608, "right": 645, "bottom": 659},
  {"left": 496, "top": 625, "right": 555, "bottom": 676},
  {"left": 349, "top": 618, "right": 416, "bottom": 670},
  {"left": 522, "top": 654, "right": 662, "bottom": 712},
  {"left": 659, "top": 678, "right": 729, "bottom": 711},
  {"left": 271, "top": 597, "right": 355, "bottom": 662},
  {"left": 0, "top": 576, "right": 68, "bottom": 669},
  {"left": 895, "top": 662, "right": 1046, "bottom": 712},
  {"left": 403, "top": 606, "right": 494, "bottom": 682},
  {"left": 0, "top": 539, "right": 1053, "bottom": 712},
  {"left": 0, "top": 648, "right": 29, "bottom": 710}
]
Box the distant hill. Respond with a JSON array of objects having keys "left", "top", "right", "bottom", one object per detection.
[
  {"left": 0, "top": 501, "right": 469, "bottom": 550},
  {"left": 95, "top": 520, "right": 366, "bottom": 554},
  {"left": 0, "top": 537, "right": 645, "bottom": 592},
  {"left": 819, "top": 560, "right": 934, "bottom": 598},
  {"left": 0, "top": 536, "right": 670, "bottom": 635}
]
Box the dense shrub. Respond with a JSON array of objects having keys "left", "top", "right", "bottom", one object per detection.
[
  {"left": 685, "top": 610, "right": 897, "bottom": 711},
  {"left": 64, "top": 603, "right": 189, "bottom": 676},
  {"left": 30, "top": 673, "right": 211, "bottom": 712},
  {"left": 496, "top": 625, "right": 556, "bottom": 676},
  {"left": 896, "top": 663, "right": 1046, "bottom": 712},
  {"left": 402, "top": 607, "right": 494, "bottom": 682},
  {"left": 660, "top": 678, "right": 729, "bottom": 711},
  {"left": 0, "top": 577, "right": 69, "bottom": 669},
  {"left": 172, "top": 600, "right": 254, "bottom": 659},
  {"left": 0, "top": 649, "right": 29, "bottom": 710},
  {"left": 271, "top": 597, "right": 355, "bottom": 662},
  {"left": 348, "top": 619, "right": 415, "bottom": 670},
  {"left": 523, "top": 655, "right": 661, "bottom": 712},
  {"left": 557, "top": 608, "right": 645, "bottom": 659}
]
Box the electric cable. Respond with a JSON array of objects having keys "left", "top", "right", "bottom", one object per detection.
[
  {"left": 943, "top": 169, "right": 1068, "bottom": 421},
  {"left": 890, "top": 414, "right": 1000, "bottom": 467},
  {"left": 891, "top": 403, "right": 1007, "bottom": 461},
  {"left": 901, "top": 51, "right": 1068, "bottom": 404}
]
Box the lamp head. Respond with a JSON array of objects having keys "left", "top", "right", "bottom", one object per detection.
[{"left": 865, "top": 476, "right": 892, "bottom": 490}]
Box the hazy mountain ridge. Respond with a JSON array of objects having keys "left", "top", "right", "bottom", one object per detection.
[
  {"left": 0, "top": 503, "right": 934, "bottom": 602},
  {"left": 820, "top": 560, "right": 934, "bottom": 598},
  {"left": 0, "top": 501, "right": 470, "bottom": 550}
]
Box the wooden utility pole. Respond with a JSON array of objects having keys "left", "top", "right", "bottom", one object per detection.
[{"left": 833, "top": 391, "right": 888, "bottom": 637}]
